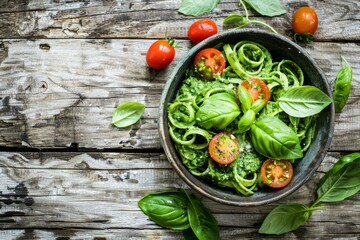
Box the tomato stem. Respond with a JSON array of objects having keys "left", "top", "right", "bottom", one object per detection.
[{"left": 166, "top": 37, "right": 181, "bottom": 48}]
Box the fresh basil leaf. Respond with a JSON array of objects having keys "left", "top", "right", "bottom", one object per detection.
[
  {"left": 178, "top": 0, "right": 220, "bottom": 16},
  {"left": 196, "top": 92, "right": 240, "bottom": 130},
  {"left": 250, "top": 116, "right": 303, "bottom": 160},
  {"left": 223, "top": 14, "right": 247, "bottom": 25},
  {"left": 244, "top": 0, "right": 286, "bottom": 17},
  {"left": 237, "top": 84, "right": 252, "bottom": 112},
  {"left": 112, "top": 102, "right": 145, "bottom": 128},
  {"left": 318, "top": 152, "right": 360, "bottom": 188},
  {"left": 278, "top": 86, "right": 332, "bottom": 118},
  {"left": 316, "top": 157, "right": 360, "bottom": 203},
  {"left": 333, "top": 56, "right": 352, "bottom": 113},
  {"left": 138, "top": 191, "right": 190, "bottom": 230},
  {"left": 183, "top": 227, "right": 199, "bottom": 240},
  {"left": 258, "top": 204, "right": 312, "bottom": 235},
  {"left": 185, "top": 191, "right": 220, "bottom": 240}
]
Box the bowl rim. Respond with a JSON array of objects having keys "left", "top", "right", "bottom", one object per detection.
[{"left": 158, "top": 29, "right": 335, "bottom": 206}]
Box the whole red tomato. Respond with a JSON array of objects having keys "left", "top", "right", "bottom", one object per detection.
[
  {"left": 146, "top": 39, "right": 175, "bottom": 70},
  {"left": 188, "top": 19, "right": 218, "bottom": 44},
  {"left": 292, "top": 6, "right": 318, "bottom": 35}
]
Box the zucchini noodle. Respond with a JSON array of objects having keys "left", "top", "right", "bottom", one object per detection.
[{"left": 167, "top": 41, "right": 318, "bottom": 196}]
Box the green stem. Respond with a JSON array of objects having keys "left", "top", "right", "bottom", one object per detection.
[
  {"left": 307, "top": 205, "right": 324, "bottom": 211},
  {"left": 248, "top": 20, "right": 278, "bottom": 34},
  {"left": 239, "top": 0, "right": 249, "bottom": 19}
]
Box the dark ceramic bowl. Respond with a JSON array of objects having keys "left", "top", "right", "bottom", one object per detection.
[{"left": 158, "top": 29, "right": 335, "bottom": 206}]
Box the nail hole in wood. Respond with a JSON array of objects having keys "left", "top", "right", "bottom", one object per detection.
[{"left": 39, "top": 43, "right": 50, "bottom": 50}]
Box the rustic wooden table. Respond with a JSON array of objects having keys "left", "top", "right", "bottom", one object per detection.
[{"left": 0, "top": 0, "right": 359, "bottom": 239}]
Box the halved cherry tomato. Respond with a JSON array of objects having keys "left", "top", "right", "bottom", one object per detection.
[
  {"left": 240, "top": 78, "right": 270, "bottom": 104},
  {"left": 194, "top": 48, "right": 226, "bottom": 79},
  {"left": 208, "top": 132, "right": 240, "bottom": 165},
  {"left": 188, "top": 19, "right": 218, "bottom": 44},
  {"left": 292, "top": 6, "right": 318, "bottom": 35},
  {"left": 260, "top": 159, "right": 294, "bottom": 188},
  {"left": 146, "top": 39, "right": 176, "bottom": 70}
]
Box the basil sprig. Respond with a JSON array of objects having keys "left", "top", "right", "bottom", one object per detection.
[
  {"left": 112, "top": 102, "right": 145, "bottom": 128},
  {"left": 259, "top": 153, "right": 360, "bottom": 235},
  {"left": 223, "top": 0, "right": 283, "bottom": 33},
  {"left": 138, "top": 190, "right": 220, "bottom": 240},
  {"left": 138, "top": 191, "right": 190, "bottom": 230}
]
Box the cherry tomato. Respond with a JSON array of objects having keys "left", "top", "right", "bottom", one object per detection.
[
  {"left": 292, "top": 6, "right": 318, "bottom": 35},
  {"left": 208, "top": 132, "right": 240, "bottom": 165},
  {"left": 188, "top": 19, "right": 218, "bottom": 44},
  {"left": 260, "top": 159, "right": 294, "bottom": 188},
  {"left": 146, "top": 39, "right": 175, "bottom": 70},
  {"left": 194, "top": 48, "right": 226, "bottom": 79},
  {"left": 241, "top": 78, "right": 270, "bottom": 105}
]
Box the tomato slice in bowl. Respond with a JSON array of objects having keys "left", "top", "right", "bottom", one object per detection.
[
  {"left": 194, "top": 48, "right": 226, "bottom": 80},
  {"left": 208, "top": 132, "right": 240, "bottom": 165},
  {"left": 260, "top": 159, "right": 294, "bottom": 188},
  {"left": 241, "top": 78, "right": 270, "bottom": 104}
]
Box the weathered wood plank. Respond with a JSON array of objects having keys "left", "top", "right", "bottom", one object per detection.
[
  {"left": 0, "top": 151, "right": 358, "bottom": 239},
  {"left": 0, "top": 39, "right": 359, "bottom": 150},
  {"left": 0, "top": 227, "right": 359, "bottom": 240},
  {"left": 0, "top": 0, "right": 359, "bottom": 41}
]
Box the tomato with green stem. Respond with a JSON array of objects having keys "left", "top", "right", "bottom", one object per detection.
[
  {"left": 292, "top": 6, "right": 318, "bottom": 35},
  {"left": 188, "top": 19, "right": 218, "bottom": 44},
  {"left": 292, "top": 6, "right": 318, "bottom": 43},
  {"left": 208, "top": 132, "right": 240, "bottom": 165},
  {"left": 260, "top": 159, "right": 294, "bottom": 188},
  {"left": 194, "top": 48, "right": 226, "bottom": 79},
  {"left": 146, "top": 39, "right": 176, "bottom": 70}
]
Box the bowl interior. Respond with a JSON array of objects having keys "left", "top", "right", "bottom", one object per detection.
[{"left": 159, "top": 29, "right": 335, "bottom": 206}]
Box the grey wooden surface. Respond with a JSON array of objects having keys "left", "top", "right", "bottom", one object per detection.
[{"left": 0, "top": 0, "right": 359, "bottom": 239}]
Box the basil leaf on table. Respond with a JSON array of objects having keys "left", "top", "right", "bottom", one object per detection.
[
  {"left": 258, "top": 204, "right": 314, "bottom": 235},
  {"left": 278, "top": 86, "right": 332, "bottom": 118},
  {"left": 183, "top": 227, "right": 200, "bottom": 240},
  {"left": 315, "top": 157, "right": 360, "bottom": 203},
  {"left": 178, "top": 0, "right": 220, "bottom": 16},
  {"left": 112, "top": 102, "right": 145, "bottom": 128},
  {"left": 250, "top": 116, "right": 303, "bottom": 160},
  {"left": 318, "top": 152, "right": 360, "bottom": 188},
  {"left": 185, "top": 191, "right": 220, "bottom": 240},
  {"left": 244, "top": 0, "right": 286, "bottom": 17},
  {"left": 333, "top": 56, "right": 353, "bottom": 113},
  {"left": 138, "top": 191, "right": 190, "bottom": 230}
]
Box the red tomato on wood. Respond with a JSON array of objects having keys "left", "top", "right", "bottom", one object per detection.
[
  {"left": 188, "top": 19, "right": 218, "bottom": 44},
  {"left": 146, "top": 39, "right": 175, "bottom": 70},
  {"left": 292, "top": 6, "right": 319, "bottom": 35},
  {"left": 194, "top": 48, "right": 226, "bottom": 79}
]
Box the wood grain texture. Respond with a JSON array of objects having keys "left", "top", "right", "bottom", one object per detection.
[
  {"left": 0, "top": 152, "right": 358, "bottom": 239},
  {"left": 0, "top": 0, "right": 359, "bottom": 239},
  {"left": 0, "top": 0, "right": 359, "bottom": 41},
  {"left": 0, "top": 39, "right": 359, "bottom": 150}
]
